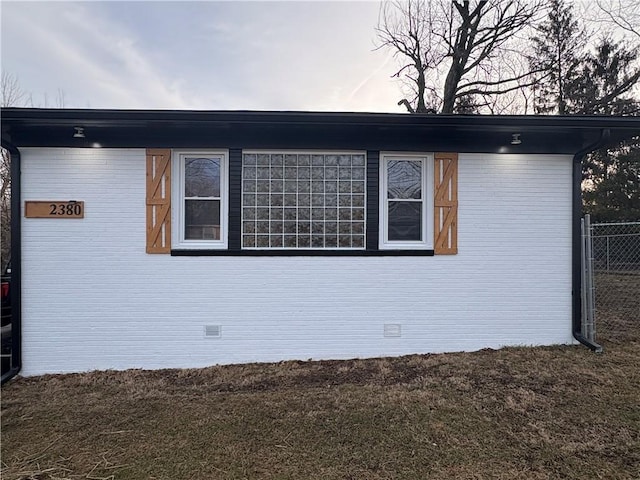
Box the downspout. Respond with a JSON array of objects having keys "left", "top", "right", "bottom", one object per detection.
[
  {"left": 572, "top": 129, "right": 609, "bottom": 353},
  {"left": 1, "top": 141, "right": 21, "bottom": 384}
]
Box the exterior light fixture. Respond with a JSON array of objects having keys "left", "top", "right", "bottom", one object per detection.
[
  {"left": 73, "top": 127, "right": 85, "bottom": 138},
  {"left": 511, "top": 133, "right": 522, "bottom": 145}
]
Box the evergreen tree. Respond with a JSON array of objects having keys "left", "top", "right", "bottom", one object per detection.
[
  {"left": 530, "top": 0, "right": 584, "bottom": 114},
  {"left": 579, "top": 39, "right": 640, "bottom": 222},
  {"left": 584, "top": 140, "right": 640, "bottom": 222},
  {"left": 531, "top": 0, "right": 640, "bottom": 221},
  {"left": 573, "top": 38, "right": 640, "bottom": 115}
]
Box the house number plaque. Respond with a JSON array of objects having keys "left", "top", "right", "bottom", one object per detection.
[{"left": 25, "top": 201, "right": 84, "bottom": 218}]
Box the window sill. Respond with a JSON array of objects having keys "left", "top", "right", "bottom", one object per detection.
[{"left": 171, "top": 249, "right": 435, "bottom": 257}]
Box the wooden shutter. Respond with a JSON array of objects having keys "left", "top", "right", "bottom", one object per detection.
[
  {"left": 146, "top": 149, "right": 172, "bottom": 253},
  {"left": 434, "top": 152, "right": 458, "bottom": 255}
]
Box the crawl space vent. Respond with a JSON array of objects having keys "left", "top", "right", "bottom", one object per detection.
[
  {"left": 384, "top": 324, "right": 402, "bottom": 338},
  {"left": 204, "top": 325, "right": 221, "bottom": 338}
]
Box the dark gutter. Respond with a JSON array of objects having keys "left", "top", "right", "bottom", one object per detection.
[
  {"left": 2, "top": 108, "right": 640, "bottom": 138},
  {"left": 2, "top": 107, "right": 640, "bottom": 127},
  {"left": 571, "top": 129, "right": 609, "bottom": 353},
  {"left": 1, "top": 141, "right": 21, "bottom": 384}
]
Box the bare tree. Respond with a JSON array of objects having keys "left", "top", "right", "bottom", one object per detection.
[
  {"left": 1, "top": 73, "right": 68, "bottom": 267},
  {"left": 0, "top": 148, "right": 10, "bottom": 270},
  {"left": 0, "top": 72, "right": 25, "bottom": 238},
  {"left": 376, "top": 0, "right": 545, "bottom": 114},
  {"left": 1, "top": 72, "right": 27, "bottom": 269},
  {"left": 376, "top": 0, "right": 441, "bottom": 113},
  {"left": 594, "top": 0, "right": 640, "bottom": 39},
  {"left": 1, "top": 72, "right": 26, "bottom": 108}
]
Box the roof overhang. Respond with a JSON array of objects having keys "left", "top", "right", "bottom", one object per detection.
[{"left": 2, "top": 108, "right": 639, "bottom": 154}]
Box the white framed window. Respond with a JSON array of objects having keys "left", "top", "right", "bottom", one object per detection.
[
  {"left": 241, "top": 151, "right": 366, "bottom": 249},
  {"left": 172, "top": 150, "right": 228, "bottom": 249},
  {"left": 379, "top": 153, "right": 433, "bottom": 250}
]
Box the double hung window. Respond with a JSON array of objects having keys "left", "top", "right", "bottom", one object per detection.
[
  {"left": 379, "top": 153, "right": 433, "bottom": 250},
  {"left": 173, "top": 151, "right": 228, "bottom": 249}
]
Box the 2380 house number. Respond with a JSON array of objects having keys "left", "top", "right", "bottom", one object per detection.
[
  {"left": 25, "top": 200, "right": 84, "bottom": 218},
  {"left": 49, "top": 202, "right": 82, "bottom": 216}
]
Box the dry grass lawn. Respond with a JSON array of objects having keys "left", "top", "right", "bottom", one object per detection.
[{"left": 2, "top": 276, "right": 639, "bottom": 479}]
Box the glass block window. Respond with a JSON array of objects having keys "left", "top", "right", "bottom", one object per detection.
[
  {"left": 379, "top": 153, "right": 433, "bottom": 250},
  {"left": 242, "top": 152, "right": 366, "bottom": 249}
]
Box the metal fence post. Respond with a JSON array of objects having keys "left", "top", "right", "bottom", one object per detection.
[
  {"left": 585, "top": 215, "right": 595, "bottom": 342},
  {"left": 581, "top": 217, "right": 587, "bottom": 338}
]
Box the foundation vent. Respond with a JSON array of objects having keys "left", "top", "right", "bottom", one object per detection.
[
  {"left": 204, "top": 325, "right": 221, "bottom": 338},
  {"left": 384, "top": 324, "right": 402, "bottom": 338}
]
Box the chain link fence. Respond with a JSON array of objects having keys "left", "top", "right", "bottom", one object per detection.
[{"left": 590, "top": 221, "right": 640, "bottom": 344}]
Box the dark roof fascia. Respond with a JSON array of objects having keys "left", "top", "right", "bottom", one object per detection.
[
  {"left": 2, "top": 108, "right": 639, "bottom": 153},
  {"left": 3, "top": 107, "right": 640, "bottom": 128}
]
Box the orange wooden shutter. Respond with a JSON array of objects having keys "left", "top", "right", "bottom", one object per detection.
[
  {"left": 434, "top": 152, "right": 458, "bottom": 255},
  {"left": 146, "top": 149, "right": 172, "bottom": 253}
]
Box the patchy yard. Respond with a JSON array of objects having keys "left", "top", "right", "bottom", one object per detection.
[
  {"left": 2, "top": 275, "right": 639, "bottom": 480},
  {"left": 2, "top": 339, "right": 640, "bottom": 480},
  {"left": 595, "top": 272, "right": 640, "bottom": 343}
]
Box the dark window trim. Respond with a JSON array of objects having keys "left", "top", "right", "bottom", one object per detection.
[
  {"left": 171, "top": 249, "right": 434, "bottom": 257},
  {"left": 228, "top": 148, "right": 242, "bottom": 250},
  {"left": 365, "top": 150, "right": 379, "bottom": 251}
]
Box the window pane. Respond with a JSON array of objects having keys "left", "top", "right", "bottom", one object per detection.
[
  {"left": 243, "top": 180, "right": 256, "bottom": 193},
  {"left": 285, "top": 154, "right": 297, "bottom": 166},
  {"left": 284, "top": 235, "right": 297, "bottom": 247},
  {"left": 185, "top": 157, "right": 220, "bottom": 197},
  {"left": 270, "top": 235, "right": 283, "bottom": 247},
  {"left": 243, "top": 235, "right": 255, "bottom": 248},
  {"left": 352, "top": 154, "right": 365, "bottom": 166},
  {"left": 185, "top": 199, "right": 220, "bottom": 240},
  {"left": 387, "top": 160, "right": 421, "bottom": 199},
  {"left": 298, "top": 235, "right": 311, "bottom": 248},
  {"left": 243, "top": 166, "right": 256, "bottom": 180},
  {"left": 388, "top": 201, "right": 421, "bottom": 241},
  {"left": 312, "top": 235, "right": 324, "bottom": 247}
]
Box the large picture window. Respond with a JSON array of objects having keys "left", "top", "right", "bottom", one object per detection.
[
  {"left": 379, "top": 153, "right": 433, "bottom": 250},
  {"left": 241, "top": 152, "right": 366, "bottom": 249},
  {"left": 173, "top": 151, "right": 228, "bottom": 249}
]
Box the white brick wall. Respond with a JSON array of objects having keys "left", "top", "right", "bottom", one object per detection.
[{"left": 19, "top": 148, "right": 573, "bottom": 375}]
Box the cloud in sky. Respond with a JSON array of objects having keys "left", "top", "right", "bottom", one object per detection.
[{"left": 1, "top": 1, "right": 406, "bottom": 112}]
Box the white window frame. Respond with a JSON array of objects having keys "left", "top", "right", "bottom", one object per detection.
[
  {"left": 172, "top": 150, "right": 229, "bottom": 250},
  {"left": 379, "top": 152, "right": 434, "bottom": 250}
]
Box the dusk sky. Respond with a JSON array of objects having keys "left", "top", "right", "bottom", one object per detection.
[{"left": 1, "top": 1, "right": 407, "bottom": 112}]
